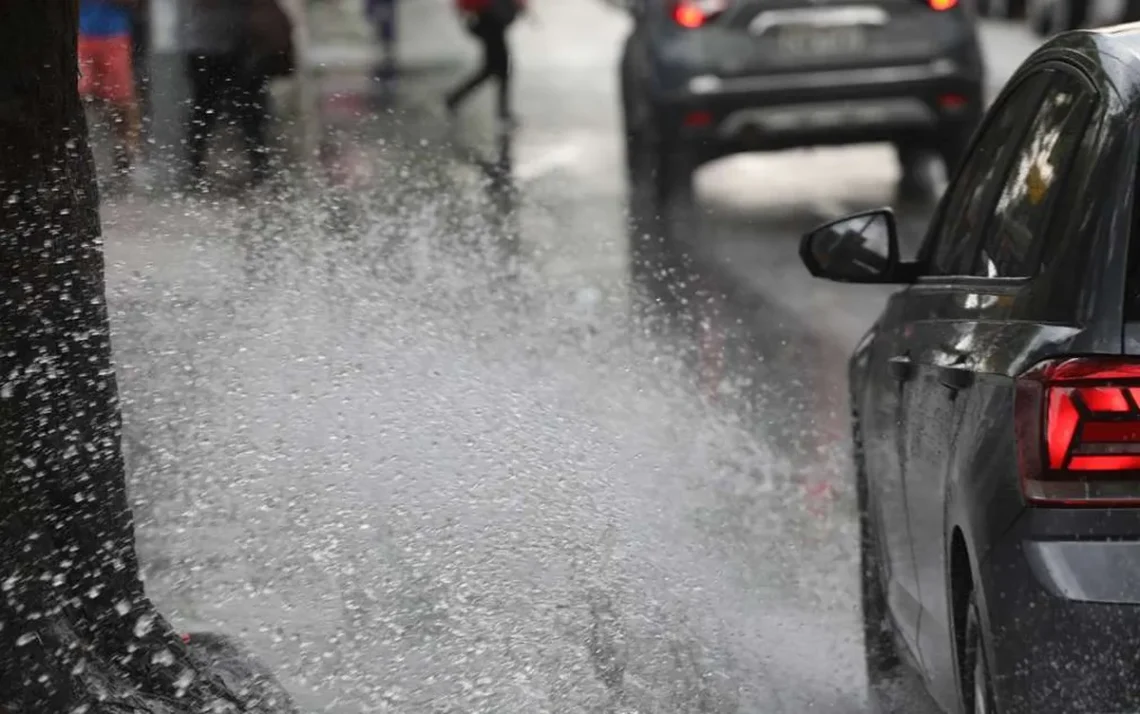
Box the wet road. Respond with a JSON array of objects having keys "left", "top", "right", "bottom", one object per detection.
[{"left": 98, "top": 5, "right": 1041, "bottom": 713}]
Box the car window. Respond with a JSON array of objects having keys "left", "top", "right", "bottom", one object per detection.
[
  {"left": 973, "top": 74, "right": 1092, "bottom": 278},
  {"left": 927, "top": 72, "right": 1051, "bottom": 276}
]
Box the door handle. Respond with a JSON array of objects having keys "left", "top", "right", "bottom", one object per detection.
[
  {"left": 887, "top": 354, "right": 914, "bottom": 383},
  {"left": 937, "top": 364, "right": 974, "bottom": 391}
]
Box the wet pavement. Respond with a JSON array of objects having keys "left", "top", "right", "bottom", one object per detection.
[{"left": 96, "top": 3, "right": 1043, "bottom": 712}]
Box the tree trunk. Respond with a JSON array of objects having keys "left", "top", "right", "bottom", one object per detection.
[{"left": 0, "top": 4, "right": 249, "bottom": 711}]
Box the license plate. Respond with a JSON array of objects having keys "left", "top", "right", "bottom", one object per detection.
[{"left": 775, "top": 25, "right": 867, "bottom": 58}]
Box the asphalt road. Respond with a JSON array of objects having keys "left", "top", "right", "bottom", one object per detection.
[{"left": 97, "top": 5, "right": 1043, "bottom": 713}]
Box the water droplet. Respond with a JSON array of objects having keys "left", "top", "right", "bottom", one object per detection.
[
  {"left": 174, "top": 668, "right": 195, "bottom": 693},
  {"left": 133, "top": 613, "right": 155, "bottom": 638}
]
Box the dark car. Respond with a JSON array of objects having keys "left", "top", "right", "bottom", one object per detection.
[
  {"left": 976, "top": 0, "right": 1026, "bottom": 19},
  {"left": 801, "top": 24, "right": 1140, "bottom": 714},
  {"left": 618, "top": 0, "right": 987, "bottom": 203}
]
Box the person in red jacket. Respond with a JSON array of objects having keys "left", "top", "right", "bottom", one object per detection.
[{"left": 444, "top": 0, "right": 527, "bottom": 128}]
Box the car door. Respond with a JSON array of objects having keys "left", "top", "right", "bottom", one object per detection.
[
  {"left": 854, "top": 286, "right": 922, "bottom": 655},
  {"left": 861, "top": 70, "right": 1050, "bottom": 660},
  {"left": 899, "top": 65, "right": 1097, "bottom": 710}
]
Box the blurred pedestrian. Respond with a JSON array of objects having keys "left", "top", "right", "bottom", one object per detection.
[
  {"left": 78, "top": 0, "right": 142, "bottom": 189},
  {"left": 184, "top": 0, "right": 292, "bottom": 189},
  {"left": 444, "top": 0, "right": 528, "bottom": 129},
  {"left": 364, "top": 0, "right": 398, "bottom": 79}
]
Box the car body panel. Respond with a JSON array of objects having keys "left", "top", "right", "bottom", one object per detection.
[
  {"left": 839, "top": 25, "right": 1140, "bottom": 714},
  {"left": 853, "top": 293, "right": 925, "bottom": 655}
]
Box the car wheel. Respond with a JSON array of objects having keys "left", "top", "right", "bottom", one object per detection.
[
  {"left": 627, "top": 114, "right": 696, "bottom": 230},
  {"left": 938, "top": 122, "right": 978, "bottom": 182},
  {"left": 658, "top": 145, "right": 696, "bottom": 207},
  {"left": 1067, "top": 0, "right": 1088, "bottom": 28},
  {"left": 184, "top": 631, "right": 301, "bottom": 714},
  {"left": 963, "top": 593, "right": 997, "bottom": 714},
  {"left": 626, "top": 111, "right": 662, "bottom": 244},
  {"left": 855, "top": 421, "right": 905, "bottom": 713},
  {"left": 1027, "top": 0, "right": 1055, "bottom": 35}
]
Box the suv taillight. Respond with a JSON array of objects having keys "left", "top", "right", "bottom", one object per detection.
[
  {"left": 672, "top": 0, "right": 728, "bottom": 28},
  {"left": 1017, "top": 358, "right": 1140, "bottom": 506}
]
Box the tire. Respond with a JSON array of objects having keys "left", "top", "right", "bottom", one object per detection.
[
  {"left": 627, "top": 131, "right": 695, "bottom": 204},
  {"left": 626, "top": 115, "right": 697, "bottom": 239},
  {"left": 962, "top": 594, "right": 997, "bottom": 714},
  {"left": 184, "top": 632, "right": 301, "bottom": 714},
  {"left": 1027, "top": 0, "right": 1055, "bottom": 35},
  {"left": 855, "top": 422, "right": 905, "bottom": 712},
  {"left": 1067, "top": 0, "right": 1088, "bottom": 28},
  {"left": 938, "top": 121, "right": 978, "bottom": 182},
  {"left": 893, "top": 142, "right": 935, "bottom": 203}
]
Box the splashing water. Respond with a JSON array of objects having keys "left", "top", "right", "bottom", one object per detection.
[{"left": 102, "top": 152, "right": 864, "bottom": 713}]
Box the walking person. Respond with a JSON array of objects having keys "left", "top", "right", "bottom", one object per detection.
[
  {"left": 78, "top": 0, "right": 143, "bottom": 192},
  {"left": 364, "top": 0, "right": 398, "bottom": 81},
  {"left": 444, "top": 0, "right": 528, "bottom": 129},
  {"left": 184, "top": 0, "right": 291, "bottom": 189}
]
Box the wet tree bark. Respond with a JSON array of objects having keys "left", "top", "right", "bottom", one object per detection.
[{"left": 0, "top": 4, "right": 248, "bottom": 712}]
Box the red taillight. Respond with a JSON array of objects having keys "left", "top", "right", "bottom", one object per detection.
[
  {"left": 938, "top": 93, "right": 969, "bottom": 111},
  {"left": 683, "top": 109, "right": 714, "bottom": 128},
  {"left": 928, "top": 0, "right": 958, "bottom": 9},
  {"left": 672, "top": 0, "right": 728, "bottom": 28},
  {"left": 1017, "top": 358, "right": 1140, "bottom": 506}
]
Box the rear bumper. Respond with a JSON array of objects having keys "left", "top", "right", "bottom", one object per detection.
[
  {"left": 980, "top": 509, "right": 1140, "bottom": 714},
  {"left": 652, "top": 57, "right": 984, "bottom": 160}
]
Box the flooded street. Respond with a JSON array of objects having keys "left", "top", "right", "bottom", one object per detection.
[
  {"left": 105, "top": 182, "right": 863, "bottom": 713},
  {"left": 91, "top": 1, "right": 1041, "bottom": 711}
]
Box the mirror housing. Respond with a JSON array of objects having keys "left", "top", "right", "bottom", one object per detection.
[{"left": 799, "top": 208, "right": 915, "bottom": 284}]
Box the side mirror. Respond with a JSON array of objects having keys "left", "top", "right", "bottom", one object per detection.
[{"left": 800, "top": 208, "right": 903, "bottom": 284}]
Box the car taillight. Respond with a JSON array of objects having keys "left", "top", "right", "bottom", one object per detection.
[
  {"left": 928, "top": 0, "right": 958, "bottom": 9},
  {"left": 1017, "top": 358, "right": 1140, "bottom": 506},
  {"left": 672, "top": 0, "right": 728, "bottom": 28}
]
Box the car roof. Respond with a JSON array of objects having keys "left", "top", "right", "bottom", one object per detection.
[{"left": 1039, "top": 23, "right": 1140, "bottom": 104}]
